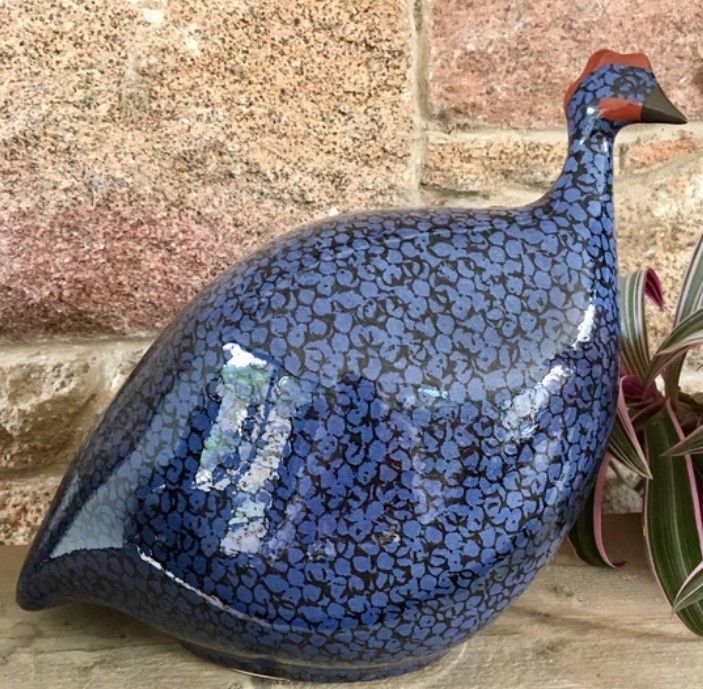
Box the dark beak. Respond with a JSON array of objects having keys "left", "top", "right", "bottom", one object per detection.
[{"left": 642, "top": 85, "right": 687, "bottom": 124}]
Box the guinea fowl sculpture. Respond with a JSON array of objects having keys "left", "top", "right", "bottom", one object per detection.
[{"left": 18, "top": 50, "right": 687, "bottom": 681}]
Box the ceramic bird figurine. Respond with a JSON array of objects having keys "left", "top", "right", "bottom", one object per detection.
[{"left": 18, "top": 50, "right": 686, "bottom": 681}]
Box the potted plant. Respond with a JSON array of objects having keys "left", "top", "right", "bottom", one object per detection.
[{"left": 571, "top": 232, "right": 703, "bottom": 634}]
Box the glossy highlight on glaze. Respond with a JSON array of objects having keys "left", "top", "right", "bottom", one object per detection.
[{"left": 17, "top": 51, "right": 686, "bottom": 682}]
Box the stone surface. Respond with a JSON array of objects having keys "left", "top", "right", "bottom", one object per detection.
[
  {"left": 0, "top": 476, "right": 60, "bottom": 545},
  {"left": 603, "top": 466, "right": 643, "bottom": 515},
  {"left": 422, "top": 132, "right": 565, "bottom": 198},
  {"left": 616, "top": 151, "right": 703, "bottom": 349},
  {"left": 0, "top": 340, "right": 148, "bottom": 472},
  {"left": 622, "top": 133, "right": 703, "bottom": 171},
  {"left": 0, "top": 0, "right": 414, "bottom": 338},
  {"left": 428, "top": 0, "right": 703, "bottom": 127},
  {"left": 422, "top": 125, "right": 703, "bottom": 199}
]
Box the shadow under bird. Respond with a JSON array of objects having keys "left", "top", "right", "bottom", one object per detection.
[{"left": 17, "top": 49, "right": 687, "bottom": 681}]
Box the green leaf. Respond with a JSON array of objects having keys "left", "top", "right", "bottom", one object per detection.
[
  {"left": 643, "top": 405, "right": 703, "bottom": 634},
  {"left": 646, "top": 308, "right": 703, "bottom": 385},
  {"left": 609, "top": 420, "right": 650, "bottom": 478},
  {"left": 660, "top": 333, "right": 703, "bottom": 356},
  {"left": 665, "top": 425, "right": 703, "bottom": 457},
  {"left": 675, "top": 232, "right": 703, "bottom": 325},
  {"left": 665, "top": 234, "right": 703, "bottom": 397},
  {"left": 620, "top": 269, "right": 658, "bottom": 381},
  {"left": 674, "top": 561, "right": 703, "bottom": 612},
  {"left": 607, "top": 380, "right": 652, "bottom": 479},
  {"left": 569, "top": 453, "right": 624, "bottom": 568}
]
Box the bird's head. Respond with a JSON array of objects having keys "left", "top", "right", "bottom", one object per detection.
[{"left": 564, "top": 49, "right": 686, "bottom": 134}]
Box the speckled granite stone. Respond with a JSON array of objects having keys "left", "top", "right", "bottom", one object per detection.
[
  {"left": 0, "top": 476, "right": 60, "bottom": 545},
  {"left": 0, "top": 0, "right": 413, "bottom": 337},
  {"left": 621, "top": 131, "right": 703, "bottom": 171},
  {"left": 422, "top": 133, "right": 566, "bottom": 198},
  {"left": 428, "top": 0, "right": 703, "bottom": 127},
  {"left": 0, "top": 341, "right": 149, "bottom": 472}
]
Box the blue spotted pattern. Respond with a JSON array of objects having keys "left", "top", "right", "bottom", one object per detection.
[{"left": 18, "top": 61, "right": 663, "bottom": 681}]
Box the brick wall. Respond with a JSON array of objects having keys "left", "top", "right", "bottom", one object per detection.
[{"left": 1, "top": 0, "right": 702, "bottom": 542}]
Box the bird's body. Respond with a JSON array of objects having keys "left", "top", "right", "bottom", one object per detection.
[{"left": 17, "top": 50, "right": 686, "bottom": 681}]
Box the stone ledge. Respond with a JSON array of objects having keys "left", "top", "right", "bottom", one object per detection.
[
  {"left": 422, "top": 130, "right": 565, "bottom": 197},
  {"left": 3, "top": 515, "right": 702, "bottom": 688},
  {"left": 422, "top": 123, "right": 703, "bottom": 195}
]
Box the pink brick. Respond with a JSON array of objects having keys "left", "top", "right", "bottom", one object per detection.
[
  {"left": 428, "top": 0, "right": 703, "bottom": 127},
  {"left": 0, "top": 0, "right": 413, "bottom": 337}
]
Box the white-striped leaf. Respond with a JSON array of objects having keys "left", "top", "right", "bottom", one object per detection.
[
  {"left": 665, "top": 234, "right": 703, "bottom": 397},
  {"left": 607, "top": 379, "right": 651, "bottom": 479},
  {"left": 675, "top": 232, "right": 703, "bottom": 325},
  {"left": 620, "top": 269, "right": 661, "bottom": 382},
  {"left": 568, "top": 453, "right": 625, "bottom": 568},
  {"left": 646, "top": 308, "right": 703, "bottom": 384},
  {"left": 665, "top": 425, "right": 703, "bottom": 458},
  {"left": 643, "top": 404, "right": 703, "bottom": 635},
  {"left": 674, "top": 560, "right": 703, "bottom": 612}
]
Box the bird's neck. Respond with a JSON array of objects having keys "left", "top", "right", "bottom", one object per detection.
[
  {"left": 550, "top": 125, "right": 617, "bottom": 206},
  {"left": 546, "top": 123, "right": 619, "bottom": 297}
]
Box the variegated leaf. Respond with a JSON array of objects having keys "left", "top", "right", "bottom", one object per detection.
[
  {"left": 665, "top": 233, "right": 703, "bottom": 397},
  {"left": 665, "top": 425, "right": 703, "bottom": 458},
  {"left": 568, "top": 453, "right": 624, "bottom": 568},
  {"left": 674, "top": 560, "right": 703, "bottom": 612},
  {"left": 646, "top": 308, "right": 703, "bottom": 385},
  {"left": 675, "top": 232, "right": 703, "bottom": 325},
  {"left": 620, "top": 269, "right": 661, "bottom": 382},
  {"left": 643, "top": 405, "right": 703, "bottom": 635},
  {"left": 608, "top": 379, "right": 651, "bottom": 478}
]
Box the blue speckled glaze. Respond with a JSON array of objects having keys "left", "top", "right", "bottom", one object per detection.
[{"left": 17, "top": 55, "right": 681, "bottom": 681}]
